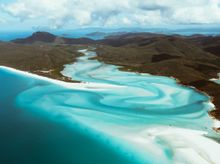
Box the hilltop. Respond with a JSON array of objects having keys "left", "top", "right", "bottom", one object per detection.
[
  {"left": 1, "top": 31, "right": 220, "bottom": 119},
  {"left": 12, "top": 31, "right": 95, "bottom": 45}
]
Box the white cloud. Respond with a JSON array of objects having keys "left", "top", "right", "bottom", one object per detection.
[{"left": 1, "top": 0, "right": 220, "bottom": 29}]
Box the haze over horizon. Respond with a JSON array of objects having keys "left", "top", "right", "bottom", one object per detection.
[
  {"left": 0, "top": 0, "right": 220, "bottom": 32},
  {"left": 1, "top": 1, "right": 220, "bottom": 164}
]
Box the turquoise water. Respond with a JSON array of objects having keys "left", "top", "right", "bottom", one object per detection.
[
  {"left": 211, "top": 73, "right": 220, "bottom": 84},
  {"left": 0, "top": 49, "right": 220, "bottom": 163}
]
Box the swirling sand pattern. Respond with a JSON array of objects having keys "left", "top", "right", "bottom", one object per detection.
[{"left": 0, "top": 49, "right": 220, "bottom": 164}]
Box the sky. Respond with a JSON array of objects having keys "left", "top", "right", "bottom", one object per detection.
[{"left": 0, "top": 0, "right": 220, "bottom": 31}]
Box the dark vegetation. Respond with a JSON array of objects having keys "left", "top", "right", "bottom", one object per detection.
[
  {"left": 1, "top": 31, "right": 220, "bottom": 120},
  {"left": 96, "top": 34, "right": 220, "bottom": 120},
  {"left": 0, "top": 42, "right": 84, "bottom": 82},
  {"left": 12, "top": 31, "right": 95, "bottom": 45}
]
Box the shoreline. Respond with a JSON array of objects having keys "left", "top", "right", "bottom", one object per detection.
[
  {"left": 61, "top": 48, "right": 220, "bottom": 132},
  {"left": 87, "top": 50, "right": 220, "bottom": 131},
  {"left": 94, "top": 48, "right": 220, "bottom": 123},
  {"left": 2, "top": 65, "right": 220, "bottom": 163},
  {"left": 0, "top": 65, "right": 126, "bottom": 91},
  {"left": 1, "top": 46, "right": 220, "bottom": 131},
  {"left": 210, "top": 73, "right": 220, "bottom": 84},
  {"left": 123, "top": 66, "right": 220, "bottom": 131}
]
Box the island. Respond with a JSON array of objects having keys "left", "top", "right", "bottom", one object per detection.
[{"left": 1, "top": 31, "right": 220, "bottom": 121}]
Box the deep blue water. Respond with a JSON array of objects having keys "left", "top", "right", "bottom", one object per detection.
[
  {"left": 0, "top": 31, "right": 33, "bottom": 41},
  {"left": 1, "top": 27, "right": 220, "bottom": 41},
  {"left": 0, "top": 30, "right": 103, "bottom": 41},
  {"left": 0, "top": 49, "right": 220, "bottom": 163}
]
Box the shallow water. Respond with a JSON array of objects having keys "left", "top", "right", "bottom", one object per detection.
[
  {"left": 211, "top": 73, "right": 220, "bottom": 84},
  {"left": 0, "top": 49, "right": 220, "bottom": 164}
]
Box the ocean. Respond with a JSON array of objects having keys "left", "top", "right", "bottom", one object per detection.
[{"left": 0, "top": 49, "right": 220, "bottom": 163}]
